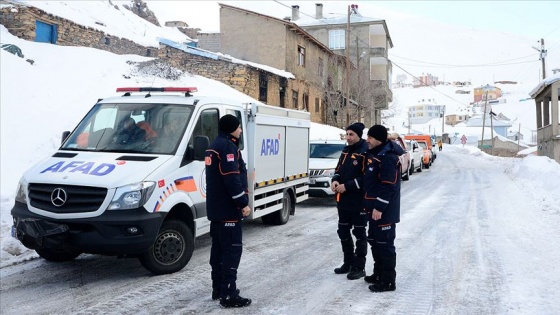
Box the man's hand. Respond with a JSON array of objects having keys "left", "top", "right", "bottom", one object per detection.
[
  {"left": 372, "top": 209, "right": 382, "bottom": 221},
  {"left": 242, "top": 206, "right": 251, "bottom": 217},
  {"left": 330, "top": 181, "right": 339, "bottom": 192},
  {"left": 334, "top": 183, "right": 346, "bottom": 194}
]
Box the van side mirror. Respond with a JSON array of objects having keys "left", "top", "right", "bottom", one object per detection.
[
  {"left": 61, "top": 131, "right": 70, "bottom": 145},
  {"left": 193, "top": 135, "right": 209, "bottom": 160}
]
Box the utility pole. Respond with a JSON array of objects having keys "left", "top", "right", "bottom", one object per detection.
[
  {"left": 532, "top": 38, "right": 547, "bottom": 80},
  {"left": 480, "top": 91, "right": 489, "bottom": 149},
  {"left": 441, "top": 105, "right": 445, "bottom": 135},
  {"left": 490, "top": 110, "right": 494, "bottom": 155},
  {"left": 344, "top": 4, "right": 351, "bottom": 126}
]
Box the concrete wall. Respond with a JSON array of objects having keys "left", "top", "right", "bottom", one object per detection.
[{"left": 197, "top": 33, "right": 221, "bottom": 52}]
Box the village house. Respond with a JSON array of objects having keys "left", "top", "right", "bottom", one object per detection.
[
  {"left": 473, "top": 84, "right": 502, "bottom": 103},
  {"left": 0, "top": 1, "right": 158, "bottom": 56},
  {"left": 292, "top": 3, "right": 393, "bottom": 126},
  {"left": 213, "top": 3, "right": 349, "bottom": 125},
  {"left": 530, "top": 75, "right": 560, "bottom": 164}
]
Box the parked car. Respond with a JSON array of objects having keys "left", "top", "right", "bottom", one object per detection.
[
  {"left": 406, "top": 139, "right": 423, "bottom": 173},
  {"left": 308, "top": 139, "right": 346, "bottom": 197},
  {"left": 389, "top": 133, "right": 411, "bottom": 181},
  {"left": 404, "top": 134, "right": 435, "bottom": 164},
  {"left": 416, "top": 140, "right": 432, "bottom": 169}
]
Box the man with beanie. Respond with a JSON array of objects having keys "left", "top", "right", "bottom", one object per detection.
[
  {"left": 363, "top": 125, "right": 403, "bottom": 292},
  {"left": 331, "top": 122, "right": 369, "bottom": 280},
  {"left": 205, "top": 114, "right": 252, "bottom": 308}
]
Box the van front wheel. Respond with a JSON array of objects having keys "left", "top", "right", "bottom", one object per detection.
[{"left": 139, "top": 220, "right": 194, "bottom": 275}]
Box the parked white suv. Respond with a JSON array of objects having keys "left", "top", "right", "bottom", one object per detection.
[
  {"left": 308, "top": 139, "right": 346, "bottom": 197},
  {"left": 406, "top": 139, "right": 423, "bottom": 173}
]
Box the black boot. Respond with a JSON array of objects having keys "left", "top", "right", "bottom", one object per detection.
[
  {"left": 347, "top": 267, "right": 365, "bottom": 280},
  {"left": 364, "top": 274, "right": 380, "bottom": 284},
  {"left": 334, "top": 263, "right": 351, "bottom": 274},
  {"left": 220, "top": 293, "right": 252, "bottom": 308},
  {"left": 213, "top": 288, "right": 240, "bottom": 300},
  {"left": 369, "top": 281, "right": 396, "bottom": 292}
]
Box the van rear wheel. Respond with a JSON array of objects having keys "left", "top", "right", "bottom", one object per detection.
[
  {"left": 262, "top": 191, "right": 292, "bottom": 225},
  {"left": 139, "top": 220, "right": 194, "bottom": 275}
]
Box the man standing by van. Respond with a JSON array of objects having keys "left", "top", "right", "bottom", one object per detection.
[
  {"left": 363, "top": 125, "right": 403, "bottom": 292},
  {"left": 205, "top": 114, "right": 252, "bottom": 308},
  {"left": 331, "top": 122, "right": 369, "bottom": 280}
]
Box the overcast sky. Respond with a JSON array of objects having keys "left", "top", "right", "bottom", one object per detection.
[{"left": 144, "top": 0, "right": 560, "bottom": 39}]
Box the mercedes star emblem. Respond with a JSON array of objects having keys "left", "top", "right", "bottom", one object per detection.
[{"left": 51, "top": 188, "right": 68, "bottom": 207}]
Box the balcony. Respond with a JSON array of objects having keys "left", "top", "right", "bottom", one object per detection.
[
  {"left": 369, "top": 47, "right": 387, "bottom": 58},
  {"left": 371, "top": 80, "right": 393, "bottom": 105}
]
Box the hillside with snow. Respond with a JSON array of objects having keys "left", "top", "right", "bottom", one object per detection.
[{"left": 383, "top": 82, "right": 539, "bottom": 145}]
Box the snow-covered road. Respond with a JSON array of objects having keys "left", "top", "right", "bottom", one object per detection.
[{"left": 1, "top": 146, "right": 559, "bottom": 314}]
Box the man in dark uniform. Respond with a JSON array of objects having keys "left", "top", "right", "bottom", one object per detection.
[
  {"left": 331, "top": 122, "right": 369, "bottom": 280},
  {"left": 363, "top": 125, "right": 403, "bottom": 292},
  {"left": 205, "top": 114, "right": 252, "bottom": 308}
]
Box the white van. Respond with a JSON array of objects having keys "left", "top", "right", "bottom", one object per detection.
[{"left": 11, "top": 87, "right": 310, "bottom": 274}]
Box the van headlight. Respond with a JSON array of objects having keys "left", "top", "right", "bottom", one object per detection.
[
  {"left": 324, "top": 169, "right": 335, "bottom": 177},
  {"left": 108, "top": 182, "right": 156, "bottom": 210},
  {"left": 15, "top": 178, "right": 28, "bottom": 204}
]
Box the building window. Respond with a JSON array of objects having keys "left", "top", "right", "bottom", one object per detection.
[
  {"left": 318, "top": 57, "right": 324, "bottom": 77},
  {"left": 298, "top": 46, "right": 306, "bottom": 67},
  {"left": 303, "top": 93, "right": 309, "bottom": 111},
  {"left": 104, "top": 37, "right": 110, "bottom": 45},
  {"left": 292, "top": 90, "right": 299, "bottom": 109},
  {"left": 329, "top": 29, "right": 345, "bottom": 49},
  {"left": 146, "top": 49, "right": 152, "bottom": 57},
  {"left": 315, "top": 98, "right": 320, "bottom": 113},
  {"left": 259, "top": 71, "right": 268, "bottom": 103}
]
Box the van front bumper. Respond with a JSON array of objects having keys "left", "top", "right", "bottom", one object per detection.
[{"left": 11, "top": 201, "right": 165, "bottom": 256}]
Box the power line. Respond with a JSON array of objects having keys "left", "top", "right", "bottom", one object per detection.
[{"left": 391, "top": 53, "right": 539, "bottom": 68}]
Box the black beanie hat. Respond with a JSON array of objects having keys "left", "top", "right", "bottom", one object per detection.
[
  {"left": 346, "top": 122, "right": 365, "bottom": 138},
  {"left": 367, "top": 125, "right": 388, "bottom": 142},
  {"left": 219, "top": 114, "right": 240, "bottom": 133}
]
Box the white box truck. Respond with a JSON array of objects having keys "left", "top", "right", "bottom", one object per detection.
[{"left": 11, "top": 87, "right": 310, "bottom": 274}]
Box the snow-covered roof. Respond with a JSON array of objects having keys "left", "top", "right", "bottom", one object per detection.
[
  {"left": 530, "top": 72, "right": 560, "bottom": 97},
  {"left": 295, "top": 14, "right": 383, "bottom": 27},
  {"left": 10, "top": 0, "right": 192, "bottom": 47},
  {"left": 158, "top": 38, "right": 295, "bottom": 79}
]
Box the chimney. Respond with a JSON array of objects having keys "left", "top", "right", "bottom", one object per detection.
[
  {"left": 292, "top": 5, "right": 299, "bottom": 21},
  {"left": 315, "top": 3, "right": 323, "bottom": 19}
]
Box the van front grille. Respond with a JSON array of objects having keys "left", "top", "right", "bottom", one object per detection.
[{"left": 28, "top": 183, "right": 107, "bottom": 213}]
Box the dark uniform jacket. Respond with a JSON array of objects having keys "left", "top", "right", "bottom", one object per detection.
[
  {"left": 363, "top": 140, "right": 404, "bottom": 224},
  {"left": 332, "top": 139, "right": 368, "bottom": 212},
  {"left": 205, "top": 132, "right": 249, "bottom": 221}
]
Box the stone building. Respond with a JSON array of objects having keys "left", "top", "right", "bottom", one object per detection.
[
  {"left": 0, "top": 1, "right": 157, "bottom": 56},
  {"left": 158, "top": 38, "right": 294, "bottom": 107},
  {"left": 217, "top": 3, "right": 349, "bottom": 125}
]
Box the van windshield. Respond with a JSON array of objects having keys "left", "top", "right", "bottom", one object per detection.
[
  {"left": 61, "top": 102, "right": 194, "bottom": 154},
  {"left": 310, "top": 143, "right": 345, "bottom": 159}
]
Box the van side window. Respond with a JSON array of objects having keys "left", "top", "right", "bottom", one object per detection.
[
  {"left": 188, "top": 109, "right": 219, "bottom": 153},
  {"left": 226, "top": 109, "right": 244, "bottom": 150}
]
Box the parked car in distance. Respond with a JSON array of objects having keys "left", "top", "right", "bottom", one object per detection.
[
  {"left": 406, "top": 139, "right": 423, "bottom": 173},
  {"left": 308, "top": 139, "right": 346, "bottom": 197},
  {"left": 416, "top": 140, "right": 432, "bottom": 169},
  {"left": 404, "top": 134, "right": 435, "bottom": 164},
  {"left": 389, "top": 133, "right": 411, "bottom": 181}
]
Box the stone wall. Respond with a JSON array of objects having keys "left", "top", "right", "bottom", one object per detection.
[
  {"left": 159, "top": 43, "right": 270, "bottom": 102},
  {"left": 0, "top": 4, "right": 157, "bottom": 56}
]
